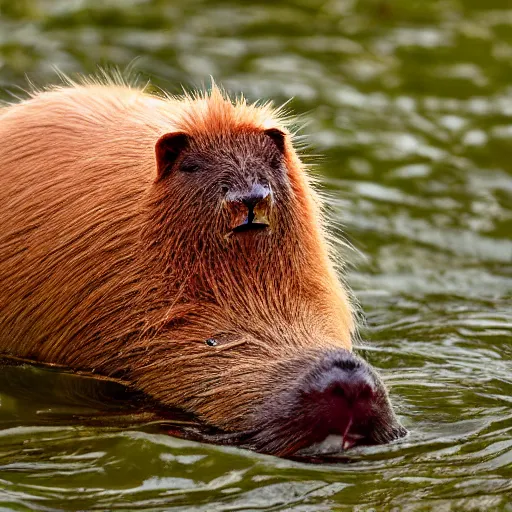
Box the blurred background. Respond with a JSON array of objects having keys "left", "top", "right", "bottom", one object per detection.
[{"left": 0, "top": 1, "right": 511, "bottom": 510}]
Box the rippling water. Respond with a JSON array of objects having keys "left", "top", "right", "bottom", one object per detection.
[{"left": 0, "top": 0, "right": 511, "bottom": 510}]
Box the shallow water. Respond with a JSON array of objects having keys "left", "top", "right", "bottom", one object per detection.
[{"left": 0, "top": 0, "right": 511, "bottom": 510}]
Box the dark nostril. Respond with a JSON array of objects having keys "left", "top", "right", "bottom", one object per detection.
[
  {"left": 323, "top": 371, "right": 375, "bottom": 403},
  {"left": 226, "top": 183, "right": 272, "bottom": 232},
  {"left": 332, "top": 358, "right": 359, "bottom": 372},
  {"left": 224, "top": 185, "right": 271, "bottom": 210},
  {"left": 304, "top": 353, "right": 377, "bottom": 408},
  {"left": 331, "top": 385, "right": 345, "bottom": 398},
  {"left": 242, "top": 195, "right": 262, "bottom": 209},
  {"left": 241, "top": 184, "right": 271, "bottom": 210}
]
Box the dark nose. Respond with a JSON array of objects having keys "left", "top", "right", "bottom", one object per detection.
[
  {"left": 225, "top": 183, "right": 272, "bottom": 233},
  {"left": 300, "top": 351, "right": 377, "bottom": 430},
  {"left": 241, "top": 184, "right": 270, "bottom": 210}
]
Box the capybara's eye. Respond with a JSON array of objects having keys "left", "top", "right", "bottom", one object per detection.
[
  {"left": 180, "top": 162, "right": 200, "bottom": 173},
  {"left": 205, "top": 338, "right": 218, "bottom": 347}
]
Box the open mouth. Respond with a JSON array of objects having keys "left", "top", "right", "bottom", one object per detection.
[
  {"left": 164, "top": 407, "right": 408, "bottom": 460},
  {"left": 167, "top": 422, "right": 380, "bottom": 462},
  {"left": 295, "top": 433, "right": 365, "bottom": 457},
  {"left": 232, "top": 222, "right": 269, "bottom": 234}
]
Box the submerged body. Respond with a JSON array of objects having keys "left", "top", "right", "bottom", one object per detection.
[{"left": 0, "top": 79, "right": 406, "bottom": 456}]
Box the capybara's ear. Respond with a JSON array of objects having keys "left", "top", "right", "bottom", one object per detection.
[
  {"left": 155, "top": 132, "right": 190, "bottom": 181},
  {"left": 264, "top": 128, "right": 287, "bottom": 154}
]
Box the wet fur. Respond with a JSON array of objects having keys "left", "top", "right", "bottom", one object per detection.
[{"left": 0, "top": 76, "right": 357, "bottom": 446}]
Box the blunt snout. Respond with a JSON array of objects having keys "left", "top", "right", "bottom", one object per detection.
[
  {"left": 308, "top": 358, "right": 376, "bottom": 406},
  {"left": 256, "top": 349, "right": 407, "bottom": 455},
  {"left": 225, "top": 183, "right": 272, "bottom": 233},
  {"left": 300, "top": 352, "right": 377, "bottom": 430}
]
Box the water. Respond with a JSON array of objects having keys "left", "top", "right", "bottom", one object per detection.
[{"left": 0, "top": 0, "right": 511, "bottom": 510}]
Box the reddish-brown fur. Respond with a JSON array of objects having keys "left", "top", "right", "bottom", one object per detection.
[{"left": 0, "top": 77, "right": 370, "bottom": 453}]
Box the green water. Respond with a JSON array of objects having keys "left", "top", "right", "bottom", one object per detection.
[{"left": 0, "top": 0, "right": 511, "bottom": 510}]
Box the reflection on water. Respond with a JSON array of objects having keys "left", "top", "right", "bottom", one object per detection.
[{"left": 0, "top": 0, "right": 511, "bottom": 510}]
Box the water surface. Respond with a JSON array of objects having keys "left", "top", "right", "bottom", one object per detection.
[{"left": 0, "top": 0, "right": 511, "bottom": 510}]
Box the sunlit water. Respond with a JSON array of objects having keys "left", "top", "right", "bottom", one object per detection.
[{"left": 0, "top": 0, "right": 511, "bottom": 510}]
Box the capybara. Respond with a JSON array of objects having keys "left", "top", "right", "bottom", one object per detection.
[{"left": 0, "top": 76, "right": 406, "bottom": 456}]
